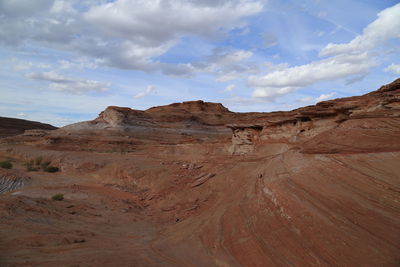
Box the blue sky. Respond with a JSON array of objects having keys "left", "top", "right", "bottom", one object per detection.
[{"left": 1, "top": 0, "right": 399, "bottom": 126}]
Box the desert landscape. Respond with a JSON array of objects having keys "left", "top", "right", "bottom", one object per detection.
[{"left": 0, "top": 79, "right": 399, "bottom": 266}]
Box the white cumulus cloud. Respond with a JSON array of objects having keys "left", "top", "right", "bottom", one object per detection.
[
  {"left": 134, "top": 85, "right": 156, "bottom": 99},
  {"left": 250, "top": 53, "right": 375, "bottom": 99},
  {"left": 385, "top": 64, "right": 400, "bottom": 74},
  {"left": 320, "top": 3, "right": 400, "bottom": 57},
  {"left": 316, "top": 92, "right": 336, "bottom": 102},
  {"left": 84, "top": 0, "right": 263, "bottom": 46},
  {"left": 0, "top": 0, "right": 263, "bottom": 73},
  {"left": 224, "top": 84, "right": 236, "bottom": 92},
  {"left": 250, "top": 3, "right": 400, "bottom": 100}
]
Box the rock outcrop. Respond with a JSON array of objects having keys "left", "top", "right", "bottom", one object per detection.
[
  {"left": 226, "top": 78, "right": 400, "bottom": 155},
  {"left": 227, "top": 124, "right": 263, "bottom": 155}
]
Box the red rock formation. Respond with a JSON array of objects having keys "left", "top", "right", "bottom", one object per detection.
[
  {"left": 0, "top": 79, "right": 399, "bottom": 266},
  {"left": 229, "top": 78, "right": 400, "bottom": 155}
]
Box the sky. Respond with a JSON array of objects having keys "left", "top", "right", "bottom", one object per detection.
[{"left": 1, "top": 0, "right": 400, "bottom": 127}]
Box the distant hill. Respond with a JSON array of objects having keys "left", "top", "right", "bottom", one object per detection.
[{"left": 0, "top": 117, "right": 57, "bottom": 138}]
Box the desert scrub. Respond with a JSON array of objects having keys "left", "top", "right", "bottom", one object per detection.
[
  {"left": 24, "top": 159, "right": 59, "bottom": 172},
  {"left": 40, "top": 161, "right": 50, "bottom": 169},
  {"left": 25, "top": 161, "right": 39, "bottom": 171},
  {"left": 44, "top": 166, "right": 59, "bottom": 172},
  {"left": 52, "top": 193, "right": 64, "bottom": 201},
  {"left": 35, "top": 156, "right": 43, "bottom": 165},
  {"left": 0, "top": 160, "right": 12, "bottom": 169}
]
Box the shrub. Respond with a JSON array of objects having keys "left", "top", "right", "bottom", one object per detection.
[
  {"left": 44, "top": 166, "right": 59, "bottom": 173},
  {"left": 35, "top": 157, "right": 43, "bottom": 165},
  {"left": 25, "top": 160, "right": 39, "bottom": 171},
  {"left": 0, "top": 160, "right": 12, "bottom": 169},
  {"left": 52, "top": 194, "right": 64, "bottom": 201},
  {"left": 40, "top": 161, "right": 50, "bottom": 169}
]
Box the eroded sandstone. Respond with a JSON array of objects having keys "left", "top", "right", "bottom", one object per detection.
[{"left": 0, "top": 79, "right": 399, "bottom": 266}]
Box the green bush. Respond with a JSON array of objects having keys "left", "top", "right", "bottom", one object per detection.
[
  {"left": 44, "top": 166, "right": 59, "bottom": 173},
  {"left": 52, "top": 194, "right": 64, "bottom": 201},
  {"left": 0, "top": 160, "right": 12, "bottom": 169}
]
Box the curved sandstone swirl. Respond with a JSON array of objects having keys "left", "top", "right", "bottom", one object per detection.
[
  {"left": 0, "top": 79, "right": 399, "bottom": 266},
  {"left": 150, "top": 151, "right": 400, "bottom": 266}
]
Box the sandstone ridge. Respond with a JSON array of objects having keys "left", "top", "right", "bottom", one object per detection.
[
  {"left": 57, "top": 78, "right": 400, "bottom": 155},
  {"left": 0, "top": 117, "right": 57, "bottom": 138}
]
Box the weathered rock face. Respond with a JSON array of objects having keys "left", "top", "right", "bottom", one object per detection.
[
  {"left": 97, "top": 106, "right": 152, "bottom": 126},
  {"left": 0, "top": 79, "right": 399, "bottom": 266},
  {"left": 98, "top": 106, "right": 132, "bottom": 126},
  {"left": 148, "top": 100, "right": 231, "bottom": 115},
  {"left": 227, "top": 125, "right": 263, "bottom": 155},
  {"left": 227, "top": 78, "right": 400, "bottom": 155},
  {"left": 96, "top": 101, "right": 232, "bottom": 128}
]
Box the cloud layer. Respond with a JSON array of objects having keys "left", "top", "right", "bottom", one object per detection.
[
  {"left": 26, "top": 71, "right": 110, "bottom": 93},
  {"left": 250, "top": 53, "right": 375, "bottom": 98},
  {"left": 320, "top": 4, "right": 400, "bottom": 57},
  {"left": 250, "top": 3, "right": 400, "bottom": 100},
  {"left": 134, "top": 85, "right": 156, "bottom": 99},
  {"left": 385, "top": 64, "right": 400, "bottom": 75},
  {"left": 0, "top": 0, "right": 263, "bottom": 73}
]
